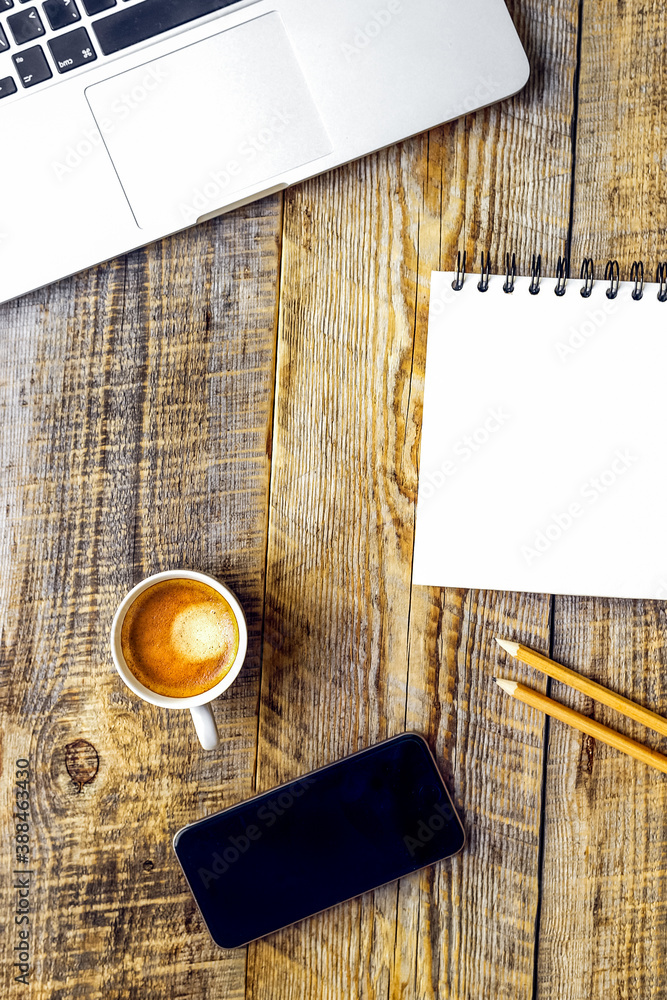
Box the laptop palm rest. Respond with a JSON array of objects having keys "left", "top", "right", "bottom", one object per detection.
[{"left": 85, "top": 12, "right": 332, "bottom": 230}]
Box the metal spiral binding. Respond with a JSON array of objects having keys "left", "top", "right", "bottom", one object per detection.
[
  {"left": 580, "top": 258, "right": 594, "bottom": 297},
  {"left": 657, "top": 262, "right": 667, "bottom": 302},
  {"left": 528, "top": 254, "right": 541, "bottom": 295},
  {"left": 555, "top": 256, "right": 569, "bottom": 296},
  {"left": 451, "top": 250, "right": 467, "bottom": 291},
  {"left": 478, "top": 252, "right": 491, "bottom": 292},
  {"left": 450, "top": 252, "right": 667, "bottom": 300},
  {"left": 630, "top": 260, "right": 644, "bottom": 300},
  {"left": 604, "top": 259, "right": 620, "bottom": 299},
  {"left": 503, "top": 252, "right": 516, "bottom": 293}
]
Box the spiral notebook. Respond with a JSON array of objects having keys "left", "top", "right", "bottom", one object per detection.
[{"left": 413, "top": 263, "right": 667, "bottom": 600}]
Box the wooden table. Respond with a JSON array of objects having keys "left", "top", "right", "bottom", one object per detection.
[{"left": 2, "top": 1, "right": 667, "bottom": 996}]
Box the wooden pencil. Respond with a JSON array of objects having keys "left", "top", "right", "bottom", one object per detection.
[
  {"left": 495, "top": 678, "right": 667, "bottom": 775},
  {"left": 496, "top": 637, "right": 667, "bottom": 739}
]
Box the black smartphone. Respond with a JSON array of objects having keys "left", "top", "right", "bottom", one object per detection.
[{"left": 173, "top": 733, "right": 464, "bottom": 948}]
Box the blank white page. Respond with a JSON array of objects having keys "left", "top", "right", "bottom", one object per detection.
[{"left": 413, "top": 271, "right": 667, "bottom": 599}]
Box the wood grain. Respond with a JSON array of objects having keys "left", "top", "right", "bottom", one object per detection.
[
  {"left": 536, "top": 3, "right": 667, "bottom": 995},
  {"left": 0, "top": 198, "right": 282, "bottom": 999},
  {"left": 537, "top": 604, "right": 667, "bottom": 999},
  {"left": 397, "top": 3, "right": 579, "bottom": 996},
  {"left": 249, "top": 143, "right": 430, "bottom": 1000},
  {"left": 3, "top": 0, "right": 666, "bottom": 997},
  {"left": 248, "top": 2, "right": 579, "bottom": 998},
  {"left": 403, "top": 593, "right": 552, "bottom": 1000}
]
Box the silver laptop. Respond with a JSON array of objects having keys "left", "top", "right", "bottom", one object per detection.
[{"left": 0, "top": 0, "right": 528, "bottom": 304}]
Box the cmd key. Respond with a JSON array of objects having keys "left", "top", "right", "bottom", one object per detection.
[{"left": 48, "top": 26, "right": 96, "bottom": 71}]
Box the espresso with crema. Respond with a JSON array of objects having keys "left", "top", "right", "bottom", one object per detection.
[{"left": 121, "top": 579, "right": 239, "bottom": 698}]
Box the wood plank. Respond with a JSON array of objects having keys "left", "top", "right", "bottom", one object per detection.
[
  {"left": 537, "top": 2, "right": 667, "bottom": 995},
  {"left": 248, "top": 1, "right": 579, "bottom": 997},
  {"left": 403, "top": 592, "right": 552, "bottom": 1000},
  {"left": 400, "top": 1, "right": 579, "bottom": 996},
  {"left": 0, "top": 199, "right": 281, "bottom": 999}
]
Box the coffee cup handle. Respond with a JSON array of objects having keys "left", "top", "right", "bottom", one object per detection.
[{"left": 190, "top": 704, "right": 219, "bottom": 750}]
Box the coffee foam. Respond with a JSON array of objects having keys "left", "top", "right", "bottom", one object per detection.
[
  {"left": 170, "top": 604, "right": 229, "bottom": 662},
  {"left": 121, "top": 578, "right": 240, "bottom": 699}
]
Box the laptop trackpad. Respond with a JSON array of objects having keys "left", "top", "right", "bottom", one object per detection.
[{"left": 85, "top": 12, "right": 332, "bottom": 230}]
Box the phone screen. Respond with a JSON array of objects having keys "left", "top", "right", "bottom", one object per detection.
[{"left": 173, "top": 733, "right": 464, "bottom": 948}]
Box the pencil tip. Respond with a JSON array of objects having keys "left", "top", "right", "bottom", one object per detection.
[
  {"left": 495, "top": 677, "right": 518, "bottom": 695},
  {"left": 496, "top": 638, "right": 521, "bottom": 656}
]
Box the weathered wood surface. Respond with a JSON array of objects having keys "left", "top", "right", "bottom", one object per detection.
[
  {"left": 0, "top": 0, "right": 664, "bottom": 998},
  {"left": 536, "top": 3, "right": 667, "bottom": 997},
  {"left": 0, "top": 200, "right": 282, "bottom": 999},
  {"left": 251, "top": 1, "right": 578, "bottom": 996}
]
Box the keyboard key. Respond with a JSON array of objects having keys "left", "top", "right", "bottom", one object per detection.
[
  {"left": 93, "top": 0, "right": 238, "bottom": 56},
  {"left": 8, "top": 6, "right": 45, "bottom": 43},
  {"left": 0, "top": 75, "right": 17, "bottom": 97},
  {"left": 12, "top": 44, "right": 51, "bottom": 85},
  {"left": 0, "top": 0, "right": 14, "bottom": 10},
  {"left": 48, "top": 26, "right": 95, "bottom": 71},
  {"left": 81, "top": 0, "right": 114, "bottom": 14},
  {"left": 42, "top": 0, "right": 80, "bottom": 29},
  {"left": 0, "top": 25, "right": 8, "bottom": 50}
]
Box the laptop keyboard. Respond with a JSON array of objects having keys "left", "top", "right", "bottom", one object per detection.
[{"left": 0, "top": 0, "right": 240, "bottom": 101}]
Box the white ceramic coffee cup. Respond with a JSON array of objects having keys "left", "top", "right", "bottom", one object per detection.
[{"left": 110, "top": 569, "right": 247, "bottom": 750}]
